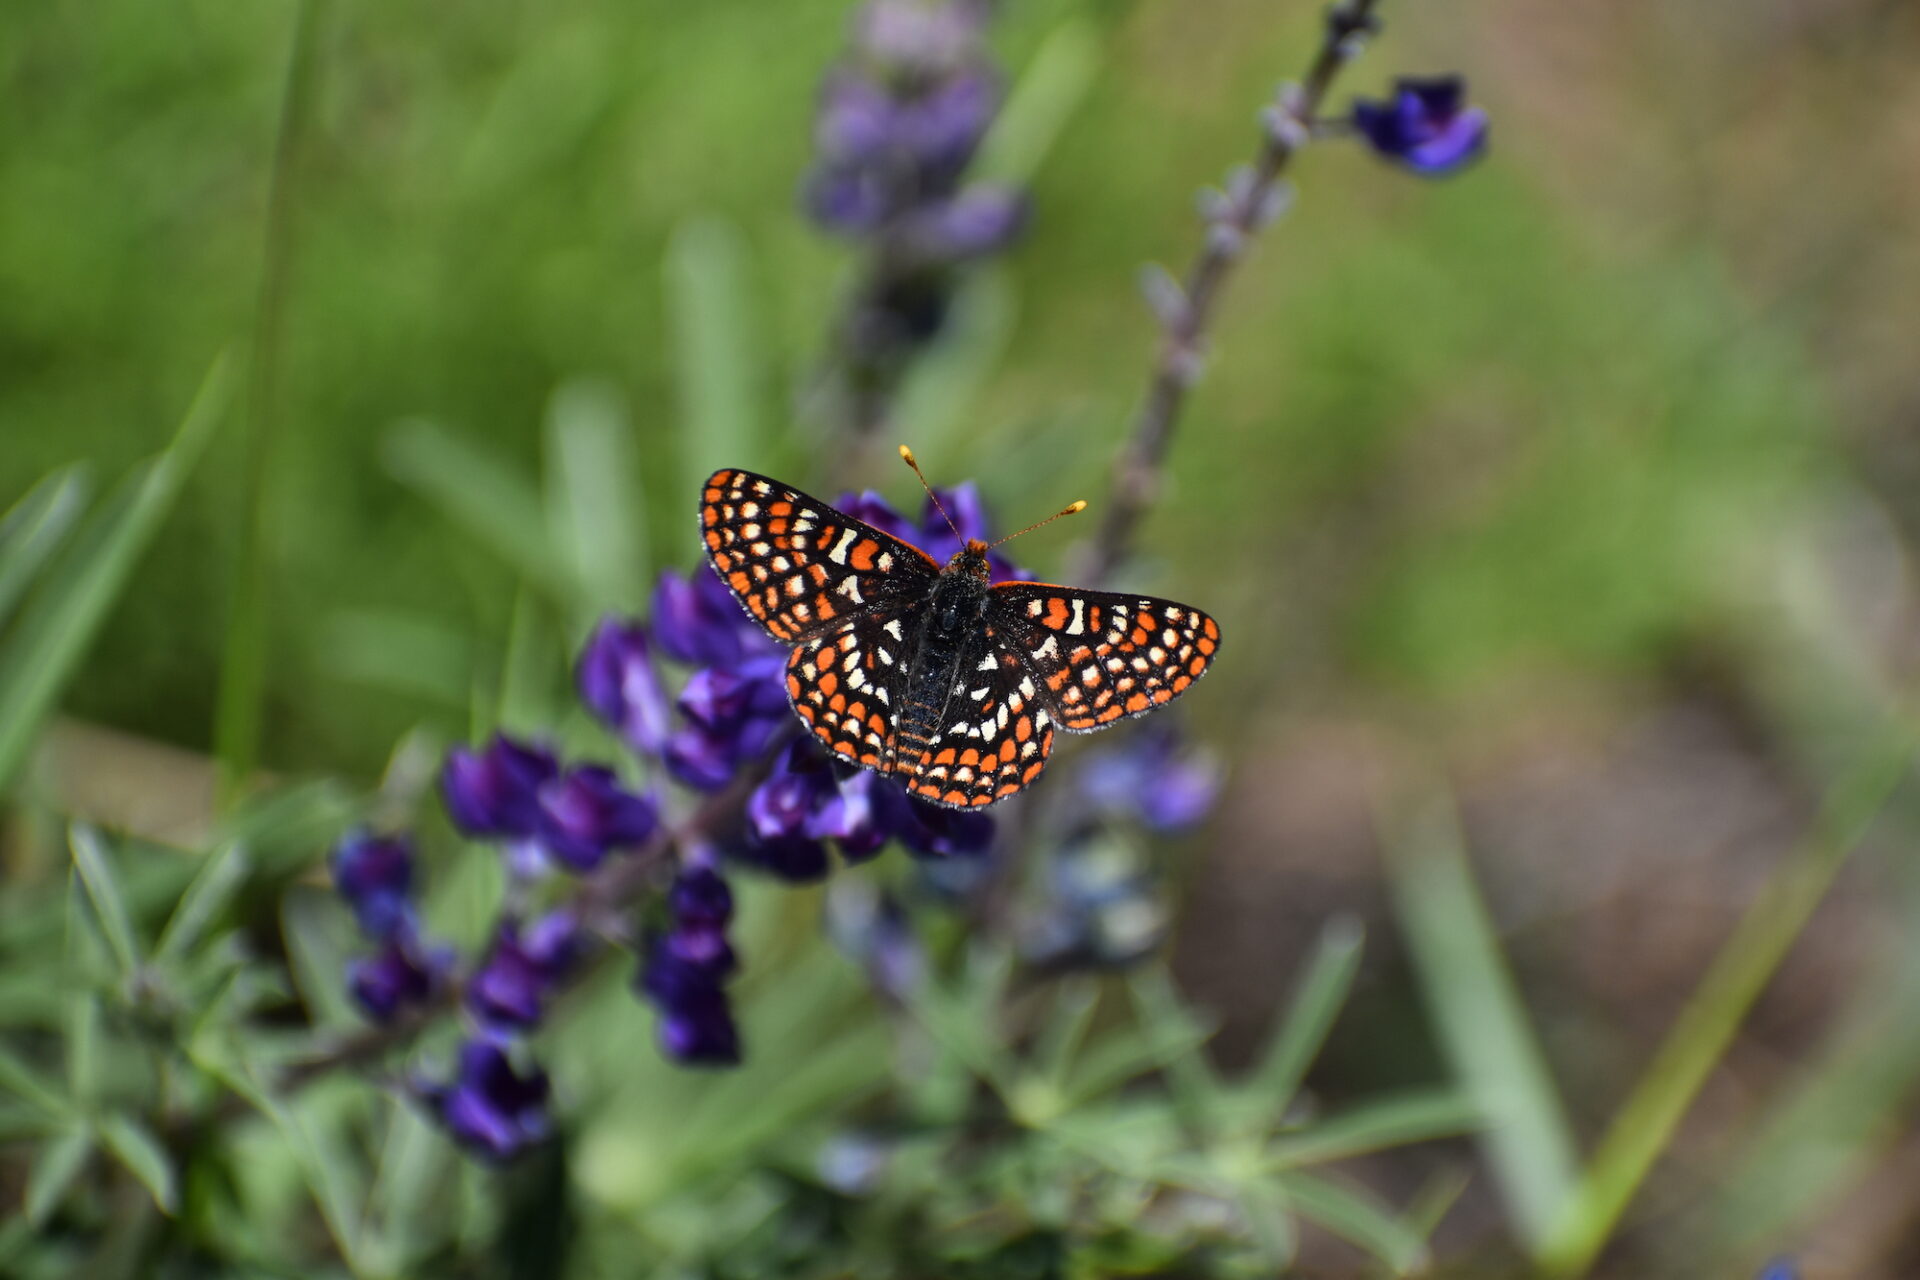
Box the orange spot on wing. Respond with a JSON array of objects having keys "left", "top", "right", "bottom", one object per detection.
[
  {"left": 814, "top": 598, "right": 837, "bottom": 621},
  {"left": 728, "top": 571, "right": 752, "bottom": 595},
  {"left": 769, "top": 500, "right": 793, "bottom": 517},
  {"left": 786, "top": 674, "right": 801, "bottom": 700},
  {"left": 1188, "top": 656, "right": 1207, "bottom": 675},
  {"left": 704, "top": 530, "right": 722, "bottom": 550},
  {"left": 959, "top": 748, "right": 980, "bottom": 767},
  {"left": 848, "top": 538, "right": 879, "bottom": 571},
  {"left": 1202, "top": 617, "right": 1219, "bottom": 640},
  {"left": 1171, "top": 674, "right": 1192, "bottom": 693},
  {"left": 1131, "top": 627, "right": 1150, "bottom": 645},
  {"left": 933, "top": 748, "right": 957, "bottom": 766},
  {"left": 1197, "top": 635, "right": 1217, "bottom": 656},
  {"left": 808, "top": 564, "right": 829, "bottom": 585},
  {"left": 1022, "top": 761, "right": 1044, "bottom": 783},
  {"left": 1015, "top": 717, "right": 1032, "bottom": 742},
  {"left": 829, "top": 693, "right": 847, "bottom": 713},
  {"left": 817, "top": 671, "right": 839, "bottom": 697},
  {"left": 1043, "top": 597, "right": 1070, "bottom": 629},
  {"left": 943, "top": 789, "right": 968, "bottom": 806},
  {"left": 1125, "top": 692, "right": 1150, "bottom": 713}
]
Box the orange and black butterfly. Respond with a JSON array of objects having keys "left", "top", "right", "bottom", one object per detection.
[{"left": 699, "top": 449, "right": 1221, "bottom": 809}]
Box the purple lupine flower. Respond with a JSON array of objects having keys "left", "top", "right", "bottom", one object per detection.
[
  {"left": 837, "top": 483, "right": 1026, "bottom": 582},
  {"left": 427, "top": 1038, "right": 552, "bottom": 1162},
  {"left": 576, "top": 619, "right": 673, "bottom": 754},
  {"left": 441, "top": 734, "right": 559, "bottom": 840},
  {"left": 638, "top": 866, "right": 743, "bottom": 1065},
  {"left": 1077, "top": 725, "right": 1223, "bottom": 833},
  {"left": 467, "top": 912, "right": 584, "bottom": 1029},
  {"left": 894, "top": 795, "right": 995, "bottom": 859},
  {"left": 811, "top": 768, "right": 905, "bottom": 861},
  {"left": 1352, "top": 77, "right": 1488, "bottom": 177},
  {"left": 741, "top": 738, "right": 839, "bottom": 880},
  {"left": 650, "top": 566, "right": 774, "bottom": 669},
  {"left": 329, "top": 831, "right": 415, "bottom": 940},
  {"left": 906, "top": 186, "right": 1027, "bottom": 261},
  {"left": 348, "top": 932, "right": 450, "bottom": 1024},
  {"left": 664, "top": 654, "right": 791, "bottom": 791},
  {"left": 535, "top": 764, "right": 658, "bottom": 872}
]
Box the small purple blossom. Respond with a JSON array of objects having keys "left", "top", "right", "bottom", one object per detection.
[
  {"left": 427, "top": 1039, "right": 552, "bottom": 1162},
  {"left": 467, "top": 913, "right": 585, "bottom": 1029},
  {"left": 1352, "top": 77, "right": 1488, "bottom": 177},
  {"left": 535, "top": 765, "right": 658, "bottom": 872},
  {"left": 1077, "top": 726, "right": 1223, "bottom": 833},
  {"left": 638, "top": 866, "right": 743, "bottom": 1066},
  {"left": 329, "top": 831, "right": 415, "bottom": 940},
  {"left": 906, "top": 186, "right": 1027, "bottom": 260},
  {"left": 576, "top": 619, "right": 672, "bottom": 754},
  {"left": 348, "top": 932, "right": 450, "bottom": 1024},
  {"left": 664, "top": 654, "right": 791, "bottom": 791},
  {"left": 441, "top": 734, "right": 558, "bottom": 840},
  {"left": 650, "top": 566, "right": 774, "bottom": 669}
]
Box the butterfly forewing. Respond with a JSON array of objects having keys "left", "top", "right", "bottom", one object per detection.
[
  {"left": 701, "top": 469, "right": 938, "bottom": 645},
  {"left": 988, "top": 583, "right": 1221, "bottom": 731}
]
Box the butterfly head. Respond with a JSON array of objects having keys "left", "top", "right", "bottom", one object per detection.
[{"left": 950, "top": 539, "right": 993, "bottom": 581}]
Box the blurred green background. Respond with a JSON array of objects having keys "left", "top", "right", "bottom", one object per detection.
[{"left": 6, "top": 0, "right": 1920, "bottom": 1272}]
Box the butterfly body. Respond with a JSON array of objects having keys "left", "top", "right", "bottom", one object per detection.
[{"left": 701, "top": 469, "right": 1219, "bottom": 809}]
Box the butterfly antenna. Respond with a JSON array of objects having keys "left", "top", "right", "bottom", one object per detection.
[
  {"left": 989, "top": 499, "right": 1088, "bottom": 549},
  {"left": 898, "top": 445, "right": 964, "bottom": 541}
]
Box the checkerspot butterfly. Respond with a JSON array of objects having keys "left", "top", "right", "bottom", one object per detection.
[{"left": 700, "top": 449, "right": 1221, "bottom": 809}]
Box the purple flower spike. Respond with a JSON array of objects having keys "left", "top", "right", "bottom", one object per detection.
[
  {"left": 467, "top": 913, "right": 584, "bottom": 1029},
  {"left": 811, "top": 769, "right": 904, "bottom": 862},
  {"left": 816, "top": 72, "right": 900, "bottom": 166},
  {"left": 897, "top": 68, "right": 999, "bottom": 176},
  {"left": 1352, "top": 77, "right": 1488, "bottom": 177},
  {"left": 329, "top": 831, "right": 415, "bottom": 940},
  {"left": 896, "top": 795, "right": 995, "bottom": 859},
  {"left": 430, "top": 1038, "right": 552, "bottom": 1162},
  {"left": 576, "top": 619, "right": 672, "bottom": 755},
  {"left": 651, "top": 567, "right": 773, "bottom": 668},
  {"left": 348, "top": 932, "right": 449, "bottom": 1024},
  {"left": 659, "top": 1004, "right": 742, "bottom": 1065},
  {"left": 669, "top": 866, "right": 735, "bottom": 927},
  {"left": 912, "top": 186, "right": 1026, "bottom": 260},
  {"left": 639, "top": 867, "right": 744, "bottom": 1066},
  {"left": 441, "top": 734, "right": 559, "bottom": 840},
  {"left": 535, "top": 765, "right": 658, "bottom": 872}
]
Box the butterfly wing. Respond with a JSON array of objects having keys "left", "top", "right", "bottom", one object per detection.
[
  {"left": 701, "top": 469, "right": 939, "bottom": 645},
  {"left": 785, "top": 611, "right": 917, "bottom": 772},
  {"left": 895, "top": 623, "right": 1057, "bottom": 808},
  {"left": 987, "top": 583, "right": 1221, "bottom": 731}
]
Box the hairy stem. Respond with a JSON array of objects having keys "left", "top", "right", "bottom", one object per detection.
[{"left": 1080, "top": 0, "right": 1381, "bottom": 588}]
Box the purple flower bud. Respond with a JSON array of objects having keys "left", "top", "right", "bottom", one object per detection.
[
  {"left": 669, "top": 865, "right": 734, "bottom": 927},
  {"left": 805, "top": 164, "right": 896, "bottom": 235},
  {"left": 329, "top": 831, "right": 415, "bottom": 940},
  {"left": 664, "top": 654, "right": 790, "bottom": 791},
  {"left": 815, "top": 72, "right": 900, "bottom": 164},
  {"left": 428, "top": 1038, "right": 552, "bottom": 1162},
  {"left": 895, "top": 795, "right": 995, "bottom": 859},
  {"left": 1352, "top": 77, "right": 1488, "bottom": 177},
  {"left": 908, "top": 186, "right": 1027, "bottom": 261},
  {"left": 441, "top": 734, "right": 559, "bottom": 841},
  {"left": 658, "top": 1002, "right": 741, "bottom": 1066},
  {"left": 639, "top": 943, "right": 741, "bottom": 1066},
  {"left": 897, "top": 69, "right": 999, "bottom": 177},
  {"left": 576, "top": 619, "right": 672, "bottom": 755},
  {"left": 1077, "top": 726, "right": 1223, "bottom": 833},
  {"left": 348, "top": 932, "right": 450, "bottom": 1024},
  {"left": 856, "top": 0, "right": 985, "bottom": 74},
  {"left": 467, "top": 912, "right": 584, "bottom": 1029},
  {"left": 651, "top": 567, "right": 763, "bottom": 668},
  {"left": 535, "top": 765, "right": 658, "bottom": 872},
  {"left": 664, "top": 722, "right": 748, "bottom": 792},
  {"left": 810, "top": 768, "right": 902, "bottom": 861}
]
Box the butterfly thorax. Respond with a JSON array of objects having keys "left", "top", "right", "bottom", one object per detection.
[{"left": 894, "top": 544, "right": 994, "bottom": 757}]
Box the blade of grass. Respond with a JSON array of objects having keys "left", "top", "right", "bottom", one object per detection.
[
  {"left": 154, "top": 842, "right": 252, "bottom": 966},
  {"left": 1539, "top": 729, "right": 1916, "bottom": 1277},
  {"left": 0, "top": 355, "right": 231, "bottom": 788},
  {"left": 1383, "top": 786, "right": 1581, "bottom": 1254},
  {"left": 974, "top": 18, "right": 1100, "bottom": 188},
  {"left": 1275, "top": 1171, "right": 1428, "bottom": 1275},
  {"left": 1262, "top": 1089, "right": 1481, "bottom": 1168},
  {"left": 25, "top": 1124, "right": 92, "bottom": 1227},
  {"left": 69, "top": 827, "right": 140, "bottom": 977},
  {"left": 214, "top": 0, "right": 324, "bottom": 808},
  {"left": 0, "top": 467, "right": 89, "bottom": 627},
  {"left": 99, "top": 1112, "right": 178, "bottom": 1214},
  {"left": 669, "top": 218, "right": 763, "bottom": 498}
]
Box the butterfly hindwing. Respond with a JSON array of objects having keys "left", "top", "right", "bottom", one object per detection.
[
  {"left": 898, "top": 626, "right": 1056, "bottom": 808},
  {"left": 988, "top": 583, "right": 1221, "bottom": 732},
  {"left": 702, "top": 469, "right": 939, "bottom": 645},
  {"left": 785, "top": 612, "right": 915, "bottom": 771}
]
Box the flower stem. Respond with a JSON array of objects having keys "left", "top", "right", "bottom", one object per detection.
[{"left": 1080, "top": 0, "right": 1381, "bottom": 588}]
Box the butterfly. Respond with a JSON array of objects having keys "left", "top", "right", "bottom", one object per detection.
[{"left": 699, "top": 449, "right": 1221, "bottom": 809}]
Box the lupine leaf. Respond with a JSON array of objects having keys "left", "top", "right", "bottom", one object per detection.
[
  {"left": 1276, "top": 1172, "right": 1428, "bottom": 1274},
  {"left": 99, "top": 1112, "right": 178, "bottom": 1213},
  {"left": 0, "top": 466, "right": 89, "bottom": 628},
  {"left": 545, "top": 377, "right": 646, "bottom": 611},
  {"left": 0, "top": 354, "right": 229, "bottom": 787},
  {"left": 1031, "top": 976, "right": 1101, "bottom": 1089},
  {"left": 25, "top": 1124, "right": 92, "bottom": 1227},
  {"left": 154, "top": 841, "right": 251, "bottom": 966},
  {"left": 0, "top": 1043, "right": 70, "bottom": 1117},
  {"left": 1240, "top": 915, "right": 1365, "bottom": 1130},
  {"left": 69, "top": 827, "right": 140, "bottom": 977},
  {"left": 668, "top": 218, "right": 764, "bottom": 502},
  {"left": 281, "top": 886, "right": 357, "bottom": 1030},
  {"left": 1262, "top": 1089, "right": 1481, "bottom": 1169},
  {"left": 384, "top": 417, "right": 563, "bottom": 589}
]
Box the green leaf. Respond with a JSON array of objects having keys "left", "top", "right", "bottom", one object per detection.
[
  {"left": 1239, "top": 915, "right": 1365, "bottom": 1129},
  {"left": 1031, "top": 976, "right": 1101, "bottom": 1089},
  {"left": 281, "top": 886, "right": 357, "bottom": 1030},
  {"left": 384, "top": 417, "right": 562, "bottom": 589},
  {"left": 1066, "top": 1002, "right": 1216, "bottom": 1107},
  {"left": 1276, "top": 1172, "right": 1428, "bottom": 1274},
  {"left": 154, "top": 841, "right": 252, "bottom": 966},
  {"left": 545, "top": 377, "right": 646, "bottom": 610},
  {"left": 0, "top": 466, "right": 89, "bottom": 628},
  {"left": 1384, "top": 788, "right": 1580, "bottom": 1253},
  {"left": 0, "top": 354, "right": 229, "bottom": 787},
  {"left": 316, "top": 607, "right": 477, "bottom": 709},
  {"left": 975, "top": 18, "right": 1100, "bottom": 188},
  {"left": 69, "top": 826, "right": 140, "bottom": 978},
  {"left": 668, "top": 218, "right": 763, "bottom": 499},
  {"left": 1262, "top": 1089, "right": 1481, "bottom": 1168},
  {"left": 0, "top": 1043, "right": 70, "bottom": 1117},
  {"left": 25, "top": 1124, "right": 92, "bottom": 1227},
  {"left": 99, "top": 1112, "right": 178, "bottom": 1214}
]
